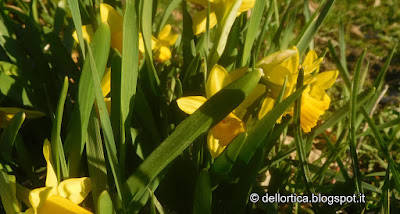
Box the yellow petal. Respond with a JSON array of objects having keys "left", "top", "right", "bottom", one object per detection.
[
  {"left": 72, "top": 25, "right": 94, "bottom": 44},
  {"left": 110, "top": 30, "right": 123, "bottom": 53},
  {"left": 239, "top": 0, "right": 255, "bottom": 12},
  {"left": 37, "top": 195, "right": 93, "bottom": 214},
  {"left": 101, "top": 68, "right": 111, "bottom": 97},
  {"left": 158, "top": 24, "right": 172, "bottom": 41},
  {"left": 164, "top": 33, "right": 179, "bottom": 46},
  {"left": 258, "top": 96, "right": 275, "bottom": 119},
  {"left": 139, "top": 34, "right": 159, "bottom": 53},
  {"left": 57, "top": 177, "right": 92, "bottom": 204},
  {"left": 100, "top": 3, "right": 123, "bottom": 36},
  {"left": 210, "top": 113, "right": 245, "bottom": 147},
  {"left": 302, "top": 50, "right": 318, "bottom": 71},
  {"left": 28, "top": 187, "right": 53, "bottom": 214},
  {"left": 192, "top": 9, "right": 218, "bottom": 35},
  {"left": 313, "top": 70, "right": 339, "bottom": 90},
  {"left": 43, "top": 139, "right": 58, "bottom": 188},
  {"left": 234, "top": 84, "right": 266, "bottom": 118},
  {"left": 206, "top": 64, "right": 232, "bottom": 98},
  {"left": 177, "top": 96, "right": 207, "bottom": 115},
  {"left": 207, "top": 132, "right": 226, "bottom": 159},
  {"left": 304, "top": 57, "right": 323, "bottom": 75},
  {"left": 157, "top": 46, "right": 172, "bottom": 62}
]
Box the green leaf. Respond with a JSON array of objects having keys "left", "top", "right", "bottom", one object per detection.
[
  {"left": 208, "top": 0, "right": 242, "bottom": 67},
  {"left": 120, "top": 0, "right": 140, "bottom": 173},
  {"left": 86, "top": 109, "right": 109, "bottom": 208},
  {"left": 193, "top": 169, "right": 212, "bottom": 214},
  {"left": 86, "top": 27, "right": 123, "bottom": 202},
  {"left": 67, "top": 0, "right": 85, "bottom": 56},
  {"left": 296, "top": 0, "right": 335, "bottom": 55},
  {"left": 0, "top": 164, "right": 20, "bottom": 214},
  {"left": 64, "top": 22, "right": 110, "bottom": 177},
  {"left": 241, "top": 0, "right": 267, "bottom": 66},
  {"left": 213, "top": 132, "right": 247, "bottom": 175},
  {"left": 0, "top": 112, "right": 25, "bottom": 163},
  {"left": 125, "top": 68, "right": 263, "bottom": 209},
  {"left": 239, "top": 85, "right": 307, "bottom": 164},
  {"left": 97, "top": 190, "right": 114, "bottom": 214},
  {"left": 50, "top": 76, "right": 68, "bottom": 180}
]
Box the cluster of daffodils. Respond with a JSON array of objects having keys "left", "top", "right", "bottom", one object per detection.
[
  {"left": 177, "top": 47, "right": 338, "bottom": 158},
  {"left": 22, "top": 140, "right": 92, "bottom": 214},
  {"left": 73, "top": 3, "right": 179, "bottom": 63}
]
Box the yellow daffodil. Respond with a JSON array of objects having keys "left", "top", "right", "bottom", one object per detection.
[
  {"left": 0, "top": 108, "right": 45, "bottom": 128},
  {"left": 101, "top": 68, "right": 112, "bottom": 114},
  {"left": 187, "top": 0, "right": 255, "bottom": 35},
  {"left": 177, "top": 65, "right": 246, "bottom": 158},
  {"left": 24, "top": 140, "right": 92, "bottom": 214},
  {"left": 73, "top": 4, "right": 176, "bottom": 62},
  {"left": 156, "top": 24, "right": 179, "bottom": 62},
  {"left": 257, "top": 47, "right": 338, "bottom": 133}
]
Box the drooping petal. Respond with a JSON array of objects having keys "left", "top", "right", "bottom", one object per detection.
[
  {"left": 28, "top": 187, "right": 53, "bottom": 214},
  {"left": 101, "top": 68, "right": 111, "bottom": 97},
  {"left": 192, "top": 9, "right": 218, "bottom": 35},
  {"left": 72, "top": 25, "right": 94, "bottom": 44},
  {"left": 207, "top": 132, "right": 226, "bottom": 159},
  {"left": 206, "top": 64, "right": 232, "bottom": 98},
  {"left": 258, "top": 96, "right": 275, "bottom": 119},
  {"left": 110, "top": 30, "right": 123, "bottom": 53},
  {"left": 105, "top": 97, "right": 111, "bottom": 115},
  {"left": 312, "top": 70, "right": 339, "bottom": 90},
  {"left": 210, "top": 113, "right": 245, "bottom": 147},
  {"left": 177, "top": 96, "right": 207, "bottom": 115},
  {"left": 157, "top": 46, "right": 172, "bottom": 62},
  {"left": 57, "top": 177, "right": 92, "bottom": 205},
  {"left": 100, "top": 3, "right": 123, "bottom": 36},
  {"left": 37, "top": 195, "right": 93, "bottom": 214},
  {"left": 228, "top": 67, "right": 248, "bottom": 82},
  {"left": 239, "top": 0, "right": 255, "bottom": 12},
  {"left": 43, "top": 139, "right": 58, "bottom": 188}
]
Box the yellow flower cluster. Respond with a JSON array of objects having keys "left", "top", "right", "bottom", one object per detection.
[{"left": 177, "top": 47, "right": 338, "bottom": 158}]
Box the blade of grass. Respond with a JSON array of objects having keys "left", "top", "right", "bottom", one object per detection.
[
  {"left": 97, "top": 190, "right": 114, "bottom": 214},
  {"left": 241, "top": 0, "right": 267, "bottom": 66},
  {"left": 296, "top": 0, "right": 335, "bottom": 55},
  {"left": 193, "top": 169, "right": 212, "bottom": 214},
  {"left": 124, "top": 68, "right": 263, "bottom": 209},
  {"left": 349, "top": 49, "right": 366, "bottom": 195},
  {"left": 156, "top": 0, "right": 180, "bottom": 35}
]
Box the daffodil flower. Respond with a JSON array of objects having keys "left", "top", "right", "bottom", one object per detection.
[
  {"left": 187, "top": 0, "right": 255, "bottom": 35},
  {"left": 257, "top": 47, "right": 338, "bottom": 133},
  {"left": 177, "top": 65, "right": 246, "bottom": 158},
  {"left": 156, "top": 24, "right": 179, "bottom": 62},
  {"left": 0, "top": 107, "right": 45, "bottom": 128},
  {"left": 24, "top": 140, "right": 92, "bottom": 214}
]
